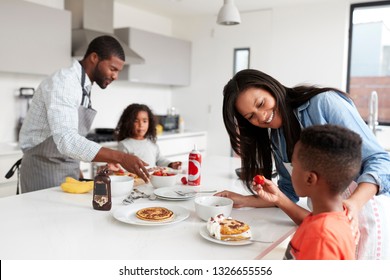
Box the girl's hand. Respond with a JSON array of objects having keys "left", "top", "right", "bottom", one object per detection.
[
  {"left": 343, "top": 198, "right": 360, "bottom": 245},
  {"left": 168, "top": 161, "right": 182, "bottom": 170}
]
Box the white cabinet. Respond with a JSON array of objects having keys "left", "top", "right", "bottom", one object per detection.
[
  {"left": 115, "top": 27, "right": 191, "bottom": 86},
  {"left": 157, "top": 131, "right": 207, "bottom": 162},
  {"left": 0, "top": 0, "right": 71, "bottom": 75}
]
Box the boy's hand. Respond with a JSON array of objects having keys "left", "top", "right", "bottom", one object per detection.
[
  {"left": 254, "top": 175, "right": 265, "bottom": 185},
  {"left": 252, "top": 176, "right": 281, "bottom": 204}
]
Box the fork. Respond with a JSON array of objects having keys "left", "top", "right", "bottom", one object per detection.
[{"left": 174, "top": 190, "right": 217, "bottom": 196}]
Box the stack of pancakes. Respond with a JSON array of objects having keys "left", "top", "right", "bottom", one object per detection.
[{"left": 207, "top": 214, "right": 252, "bottom": 241}]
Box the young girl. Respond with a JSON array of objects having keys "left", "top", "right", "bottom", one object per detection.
[{"left": 115, "top": 103, "right": 181, "bottom": 170}]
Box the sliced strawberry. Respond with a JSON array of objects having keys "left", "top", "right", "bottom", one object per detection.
[{"left": 254, "top": 175, "right": 265, "bottom": 185}]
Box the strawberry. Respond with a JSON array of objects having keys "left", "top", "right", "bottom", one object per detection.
[
  {"left": 254, "top": 175, "right": 265, "bottom": 185},
  {"left": 181, "top": 176, "right": 188, "bottom": 185}
]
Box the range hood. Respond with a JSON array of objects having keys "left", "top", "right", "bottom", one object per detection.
[{"left": 64, "top": 0, "right": 144, "bottom": 64}]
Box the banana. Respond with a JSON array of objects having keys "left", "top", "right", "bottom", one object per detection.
[
  {"left": 65, "top": 177, "right": 80, "bottom": 183},
  {"left": 61, "top": 177, "right": 93, "bottom": 194}
]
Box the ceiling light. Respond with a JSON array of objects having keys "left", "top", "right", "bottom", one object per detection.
[{"left": 217, "top": 0, "right": 241, "bottom": 25}]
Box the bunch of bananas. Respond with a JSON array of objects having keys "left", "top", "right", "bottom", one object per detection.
[{"left": 60, "top": 177, "right": 93, "bottom": 194}]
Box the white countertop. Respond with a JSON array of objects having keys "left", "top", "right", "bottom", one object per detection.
[
  {"left": 0, "top": 155, "right": 296, "bottom": 260},
  {"left": 157, "top": 130, "right": 207, "bottom": 140},
  {"left": 0, "top": 142, "right": 22, "bottom": 156}
]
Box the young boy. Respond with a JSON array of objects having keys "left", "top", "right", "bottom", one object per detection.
[{"left": 254, "top": 124, "right": 361, "bottom": 259}]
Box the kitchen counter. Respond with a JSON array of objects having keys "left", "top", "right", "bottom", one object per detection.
[
  {"left": 0, "top": 142, "right": 22, "bottom": 156},
  {"left": 0, "top": 155, "right": 296, "bottom": 260}
]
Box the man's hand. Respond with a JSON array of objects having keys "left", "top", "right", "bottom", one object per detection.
[
  {"left": 93, "top": 147, "right": 150, "bottom": 182},
  {"left": 121, "top": 154, "right": 149, "bottom": 182}
]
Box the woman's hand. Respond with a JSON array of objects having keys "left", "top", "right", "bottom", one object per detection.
[
  {"left": 214, "top": 189, "right": 276, "bottom": 208},
  {"left": 214, "top": 190, "right": 251, "bottom": 208},
  {"left": 343, "top": 198, "right": 360, "bottom": 245}
]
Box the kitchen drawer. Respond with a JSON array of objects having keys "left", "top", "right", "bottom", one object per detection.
[
  {"left": 0, "top": 153, "right": 22, "bottom": 184},
  {"left": 0, "top": 182, "right": 17, "bottom": 198}
]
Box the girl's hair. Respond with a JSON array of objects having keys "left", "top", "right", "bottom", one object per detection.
[
  {"left": 222, "top": 69, "right": 349, "bottom": 193},
  {"left": 115, "top": 103, "right": 157, "bottom": 142}
]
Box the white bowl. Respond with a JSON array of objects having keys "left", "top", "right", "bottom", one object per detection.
[
  {"left": 194, "top": 196, "right": 233, "bottom": 221},
  {"left": 150, "top": 173, "right": 178, "bottom": 188},
  {"left": 109, "top": 175, "right": 134, "bottom": 197}
]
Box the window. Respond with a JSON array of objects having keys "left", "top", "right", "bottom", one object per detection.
[
  {"left": 347, "top": 1, "right": 390, "bottom": 125},
  {"left": 233, "top": 48, "right": 250, "bottom": 75}
]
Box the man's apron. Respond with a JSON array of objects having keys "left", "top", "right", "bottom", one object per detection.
[{"left": 20, "top": 67, "right": 97, "bottom": 193}]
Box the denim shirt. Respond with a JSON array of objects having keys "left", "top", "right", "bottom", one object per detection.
[{"left": 271, "top": 91, "right": 390, "bottom": 203}]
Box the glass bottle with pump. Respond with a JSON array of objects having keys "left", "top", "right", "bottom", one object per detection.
[{"left": 92, "top": 168, "right": 112, "bottom": 211}]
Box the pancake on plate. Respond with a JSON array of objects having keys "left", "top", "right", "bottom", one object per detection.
[
  {"left": 136, "top": 207, "right": 174, "bottom": 222},
  {"left": 207, "top": 214, "right": 252, "bottom": 241}
]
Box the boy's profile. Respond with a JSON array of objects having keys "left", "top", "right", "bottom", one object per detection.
[{"left": 254, "top": 124, "right": 361, "bottom": 259}]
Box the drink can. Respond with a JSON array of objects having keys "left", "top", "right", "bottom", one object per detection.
[{"left": 188, "top": 145, "right": 201, "bottom": 186}]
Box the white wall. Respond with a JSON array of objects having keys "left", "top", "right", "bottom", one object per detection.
[
  {"left": 0, "top": 0, "right": 376, "bottom": 159},
  {"left": 0, "top": 0, "right": 175, "bottom": 143},
  {"left": 172, "top": 1, "right": 353, "bottom": 157}
]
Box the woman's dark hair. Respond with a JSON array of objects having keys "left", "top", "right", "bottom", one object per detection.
[
  {"left": 222, "top": 69, "right": 349, "bottom": 193},
  {"left": 84, "top": 35, "right": 125, "bottom": 61},
  {"left": 115, "top": 103, "right": 157, "bottom": 142}
]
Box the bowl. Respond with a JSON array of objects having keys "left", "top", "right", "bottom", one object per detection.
[
  {"left": 109, "top": 175, "right": 134, "bottom": 197},
  {"left": 194, "top": 196, "right": 233, "bottom": 221},
  {"left": 235, "top": 168, "right": 242, "bottom": 178},
  {"left": 150, "top": 173, "right": 178, "bottom": 188}
]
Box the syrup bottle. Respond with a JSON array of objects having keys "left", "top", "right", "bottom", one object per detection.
[{"left": 92, "top": 168, "right": 112, "bottom": 211}]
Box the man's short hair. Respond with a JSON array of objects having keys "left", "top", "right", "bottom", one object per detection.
[
  {"left": 297, "top": 124, "right": 362, "bottom": 194},
  {"left": 84, "top": 35, "right": 125, "bottom": 61}
]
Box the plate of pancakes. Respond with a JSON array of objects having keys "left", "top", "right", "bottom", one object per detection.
[
  {"left": 200, "top": 216, "right": 254, "bottom": 246},
  {"left": 113, "top": 203, "right": 190, "bottom": 226}
]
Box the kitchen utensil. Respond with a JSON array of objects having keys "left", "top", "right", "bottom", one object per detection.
[{"left": 174, "top": 190, "right": 217, "bottom": 196}]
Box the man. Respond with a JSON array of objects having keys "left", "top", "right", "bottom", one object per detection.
[{"left": 19, "top": 35, "right": 149, "bottom": 193}]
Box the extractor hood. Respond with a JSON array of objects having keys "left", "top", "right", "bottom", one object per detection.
[{"left": 64, "top": 0, "right": 144, "bottom": 65}]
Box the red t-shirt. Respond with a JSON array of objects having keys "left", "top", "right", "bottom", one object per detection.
[{"left": 284, "top": 208, "right": 356, "bottom": 260}]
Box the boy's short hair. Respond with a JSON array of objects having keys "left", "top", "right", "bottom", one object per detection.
[{"left": 297, "top": 124, "right": 362, "bottom": 194}]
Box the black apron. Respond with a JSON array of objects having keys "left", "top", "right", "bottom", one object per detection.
[{"left": 20, "top": 67, "right": 97, "bottom": 193}]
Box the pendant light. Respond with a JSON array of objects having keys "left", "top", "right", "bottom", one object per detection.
[{"left": 217, "top": 0, "right": 241, "bottom": 25}]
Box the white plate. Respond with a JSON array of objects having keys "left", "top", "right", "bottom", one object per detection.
[
  {"left": 113, "top": 203, "right": 190, "bottom": 226},
  {"left": 154, "top": 187, "right": 196, "bottom": 200},
  {"left": 155, "top": 195, "right": 193, "bottom": 201},
  {"left": 199, "top": 226, "right": 253, "bottom": 246}
]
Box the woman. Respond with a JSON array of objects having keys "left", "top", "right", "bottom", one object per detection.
[{"left": 216, "top": 69, "right": 390, "bottom": 259}]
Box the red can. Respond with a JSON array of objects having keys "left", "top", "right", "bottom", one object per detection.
[{"left": 188, "top": 145, "right": 202, "bottom": 186}]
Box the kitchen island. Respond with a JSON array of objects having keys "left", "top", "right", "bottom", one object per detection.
[{"left": 0, "top": 155, "right": 296, "bottom": 260}]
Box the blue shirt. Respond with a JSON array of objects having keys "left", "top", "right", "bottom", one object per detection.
[{"left": 271, "top": 91, "right": 390, "bottom": 202}]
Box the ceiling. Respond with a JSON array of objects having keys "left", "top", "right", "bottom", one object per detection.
[{"left": 115, "top": 0, "right": 335, "bottom": 17}]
